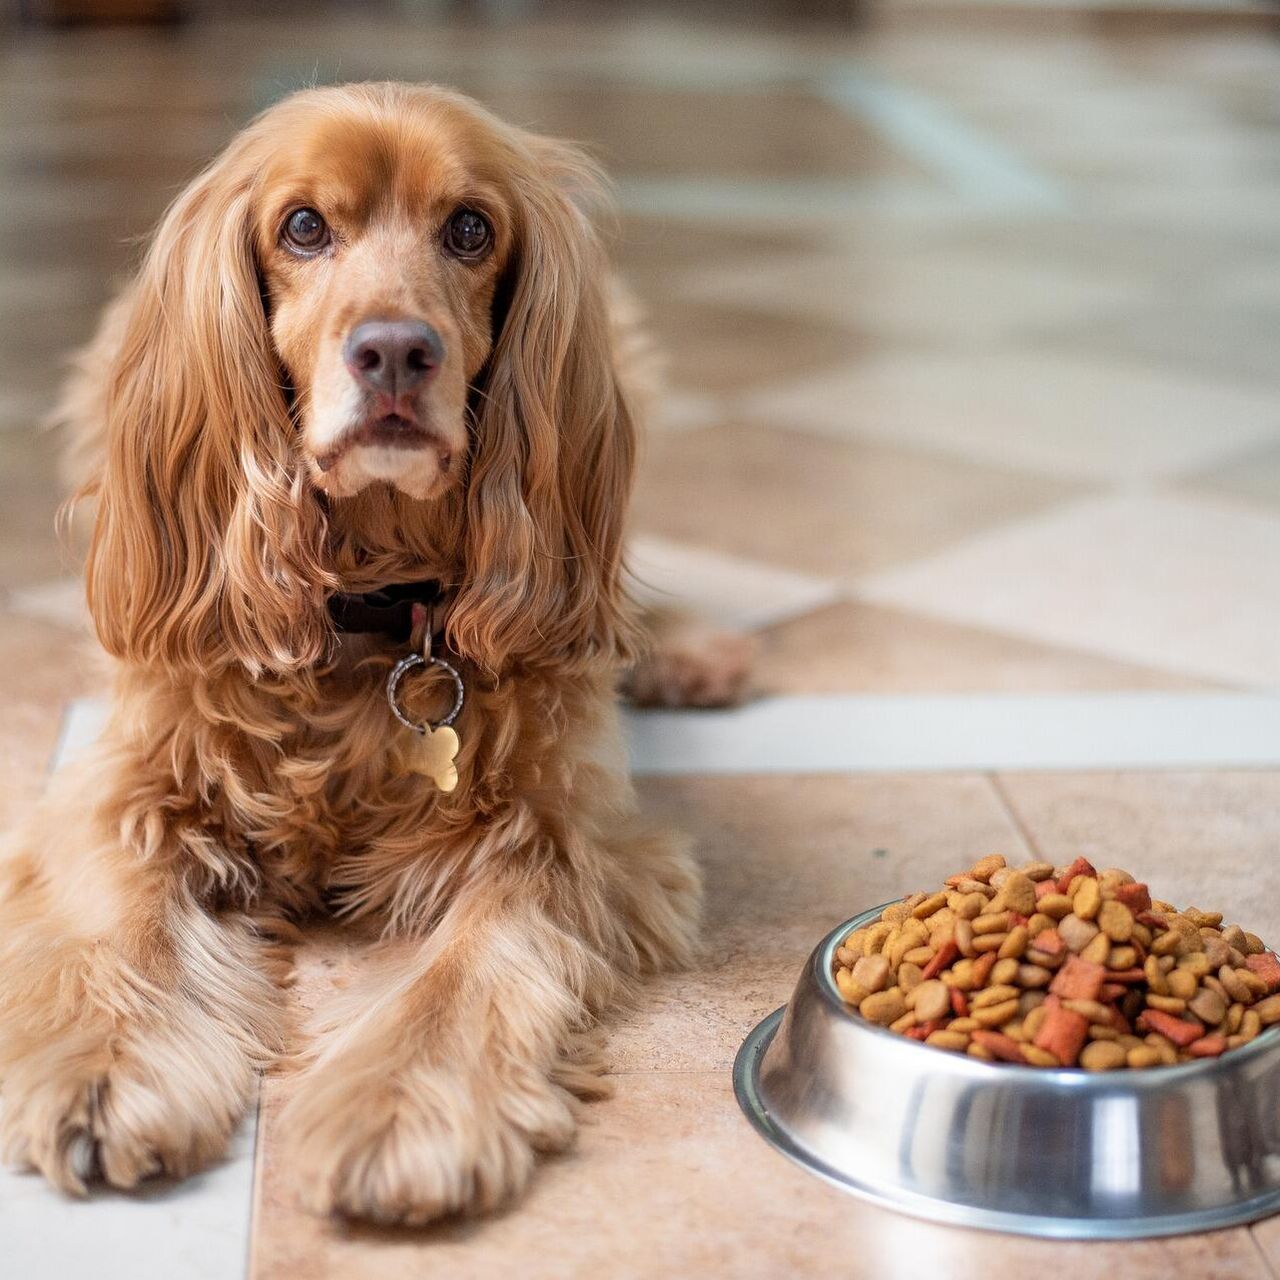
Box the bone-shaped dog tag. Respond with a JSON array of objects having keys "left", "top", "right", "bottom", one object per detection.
[{"left": 398, "top": 725, "right": 460, "bottom": 794}]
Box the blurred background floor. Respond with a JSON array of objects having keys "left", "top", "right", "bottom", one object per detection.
[{"left": 1, "top": 2, "right": 1279, "bottom": 1277}]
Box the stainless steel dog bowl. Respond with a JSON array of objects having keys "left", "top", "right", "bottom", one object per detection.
[{"left": 734, "top": 906, "right": 1280, "bottom": 1239}]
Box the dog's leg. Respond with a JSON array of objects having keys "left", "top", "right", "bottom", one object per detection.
[
  {"left": 0, "top": 754, "right": 281, "bottom": 1193},
  {"left": 287, "top": 815, "right": 700, "bottom": 1225}
]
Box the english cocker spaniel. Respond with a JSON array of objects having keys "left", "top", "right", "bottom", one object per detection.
[{"left": 0, "top": 82, "right": 745, "bottom": 1224}]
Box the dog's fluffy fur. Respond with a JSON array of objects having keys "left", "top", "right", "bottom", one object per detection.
[{"left": 0, "top": 83, "right": 712, "bottom": 1223}]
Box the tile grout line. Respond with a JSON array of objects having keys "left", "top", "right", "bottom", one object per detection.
[
  {"left": 986, "top": 771, "right": 1046, "bottom": 862},
  {"left": 1247, "top": 1225, "right": 1280, "bottom": 1280},
  {"left": 243, "top": 1085, "right": 266, "bottom": 1280}
]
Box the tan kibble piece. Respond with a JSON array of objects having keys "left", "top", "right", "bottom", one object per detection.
[
  {"left": 1220, "top": 966, "right": 1252, "bottom": 1004},
  {"left": 897, "top": 961, "right": 925, "bottom": 992},
  {"left": 925, "top": 1030, "right": 970, "bottom": 1051},
  {"left": 1145, "top": 994, "right": 1187, "bottom": 1015},
  {"left": 1107, "top": 945, "right": 1138, "bottom": 970},
  {"left": 949, "top": 1017, "right": 979, "bottom": 1033},
  {"left": 1038, "top": 893, "right": 1074, "bottom": 920},
  {"left": 1166, "top": 968, "right": 1198, "bottom": 1001},
  {"left": 835, "top": 969, "right": 868, "bottom": 1004},
  {"left": 954, "top": 918, "right": 975, "bottom": 957},
  {"left": 971, "top": 984, "right": 1020, "bottom": 1009},
  {"left": 1080, "top": 1040, "right": 1128, "bottom": 1071},
  {"left": 1017, "top": 964, "right": 1052, "bottom": 989},
  {"left": 1127, "top": 1046, "right": 1163, "bottom": 1069},
  {"left": 973, "top": 912, "right": 1011, "bottom": 935},
  {"left": 968, "top": 855, "right": 1006, "bottom": 883},
  {"left": 1240, "top": 1010, "right": 1262, "bottom": 1042},
  {"left": 1073, "top": 877, "right": 1102, "bottom": 921},
  {"left": 863, "top": 922, "right": 894, "bottom": 954},
  {"left": 1081, "top": 933, "right": 1111, "bottom": 966},
  {"left": 913, "top": 980, "right": 950, "bottom": 1023},
  {"left": 880, "top": 904, "right": 910, "bottom": 925},
  {"left": 972, "top": 932, "right": 1009, "bottom": 953},
  {"left": 1188, "top": 987, "right": 1227, "bottom": 1026},
  {"left": 971, "top": 999, "right": 1020, "bottom": 1028},
  {"left": 1026, "top": 912, "right": 1055, "bottom": 938},
  {"left": 955, "top": 893, "right": 986, "bottom": 920},
  {"left": 1022, "top": 861, "right": 1056, "bottom": 882},
  {"left": 1023, "top": 1046, "right": 1060, "bottom": 1067},
  {"left": 991, "top": 958, "right": 1020, "bottom": 987},
  {"left": 912, "top": 892, "right": 948, "bottom": 920},
  {"left": 860, "top": 988, "right": 907, "bottom": 1025},
  {"left": 903, "top": 945, "right": 936, "bottom": 967},
  {"left": 852, "top": 954, "right": 891, "bottom": 994},
  {"left": 890, "top": 1011, "right": 917, "bottom": 1034},
  {"left": 1256, "top": 994, "right": 1280, "bottom": 1026},
  {"left": 994, "top": 871, "right": 1037, "bottom": 916},
  {"left": 1098, "top": 899, "right": 1134, "bottom": 943},
  {"left": 998, "top": 926, "right": 1029, "bottom": 960}
]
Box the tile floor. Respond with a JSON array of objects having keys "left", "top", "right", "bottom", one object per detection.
[{"left": 1, "top": 4, "right": 1279, "bottom": 1278}]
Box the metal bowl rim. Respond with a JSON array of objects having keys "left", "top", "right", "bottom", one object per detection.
[{"left": 817, "top": 905, "right": 1280, "bottom": 1084}]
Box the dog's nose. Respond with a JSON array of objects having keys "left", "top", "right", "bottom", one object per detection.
[{"left": 343, "top": 320, "right": 445, "bottom": 396}]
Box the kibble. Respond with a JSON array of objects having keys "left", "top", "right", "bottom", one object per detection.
[{"left": 831, "top": 854, "right": 1279, "bottom": 1069}]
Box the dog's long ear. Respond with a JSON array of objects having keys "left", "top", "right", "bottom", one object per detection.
[
  {"left": 448, "top": 139, "right": 638, "bottom": 674},
  {"left": 84, "top": 143, "right": 332, "bottom": 677}
]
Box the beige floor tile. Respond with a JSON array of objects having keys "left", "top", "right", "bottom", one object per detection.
[
  {"left": 995, "top": 770, "right": 1280, "bottom": 938},
  {"left": 741, "top": 349, "right": 1280, "bottom": 483},
  {"left": 638, "top": 294, "right": 862, "bottom": 395},
  {"left": 632, "top": 423, "right": 1085, "bottom": 580},
  {"left": 855, "top": 492, "right": 1280, "bottom": 688},
  {"left": 760, "top": 600, "right": 1221, "bottom": 695},
  {"left": 612, "top": 772, "right": 1030, "bottom": 1071}
]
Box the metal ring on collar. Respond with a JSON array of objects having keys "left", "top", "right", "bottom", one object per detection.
[{"left": 386, "top": 652, "right": 465, "bottom": 733}]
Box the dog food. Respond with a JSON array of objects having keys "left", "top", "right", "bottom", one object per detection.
[{"left": 833, "top": 855, "right": 1280, "bottom": 1069}]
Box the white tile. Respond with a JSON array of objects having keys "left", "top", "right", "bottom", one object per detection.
[
  {"left": 855, "top": 492, "right": 1280, "bottom": 688},
  {"left": 0, "top": 1101, "right": 258, "bottom": 1280},
  {"left": 626, "top": 692, "right": 1280, "bottom": 775},
  {"left": 627, "top": 534, "right": 840, "bottom": 632},
  {"left": 741, "top": 351, "right": 1280, "bottom": 482}
]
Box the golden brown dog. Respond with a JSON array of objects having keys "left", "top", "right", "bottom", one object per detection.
[{"left": 0, "top": 81, "right": 741, "bottom": 1224}]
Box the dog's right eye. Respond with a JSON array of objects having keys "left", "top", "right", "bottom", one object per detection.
[{"left": 281, "top": 207, "right": 330, "bottom": 254}]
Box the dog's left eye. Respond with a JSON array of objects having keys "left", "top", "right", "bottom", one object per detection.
[
  {"left": 444, "top": 208, "right": 492, "bottom": 259},
  {"left": 281, "top": 207, "right": 330, "bottom": 254}
]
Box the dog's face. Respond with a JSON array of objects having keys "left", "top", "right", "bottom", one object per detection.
[
  {"left": 86, "top": 83, "right": 637, "bottom": 677},
  {"left": 256, "top": 105, "right": 514, "bottom": 501}
]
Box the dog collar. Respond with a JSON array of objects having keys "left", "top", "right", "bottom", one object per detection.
[{"left": 327, "top": 578, "right": 445, "bottom": 642}]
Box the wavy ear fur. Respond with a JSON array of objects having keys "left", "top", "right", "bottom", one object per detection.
[
  {"left": 84, "top": 144, "right": 332, "bottom": 677},
  {"left": 446, "top": 138, "right": 638, "bottom": 674}
]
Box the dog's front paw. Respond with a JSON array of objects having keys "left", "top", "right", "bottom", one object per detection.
[
  {"left": 0, "top": 1033, "right": 248, "bottom": 1193},
  {"left": 287, "top": 1058, "right": 578, "bottom": 1224}
]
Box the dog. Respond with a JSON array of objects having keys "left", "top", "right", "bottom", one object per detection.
[{"left": 0, "top": 81, "right": 748, "bottom": 1224}]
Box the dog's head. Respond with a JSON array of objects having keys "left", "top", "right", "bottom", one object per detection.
[{"left": 86, "top": 83, "right": 635, "bottom": 676}]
